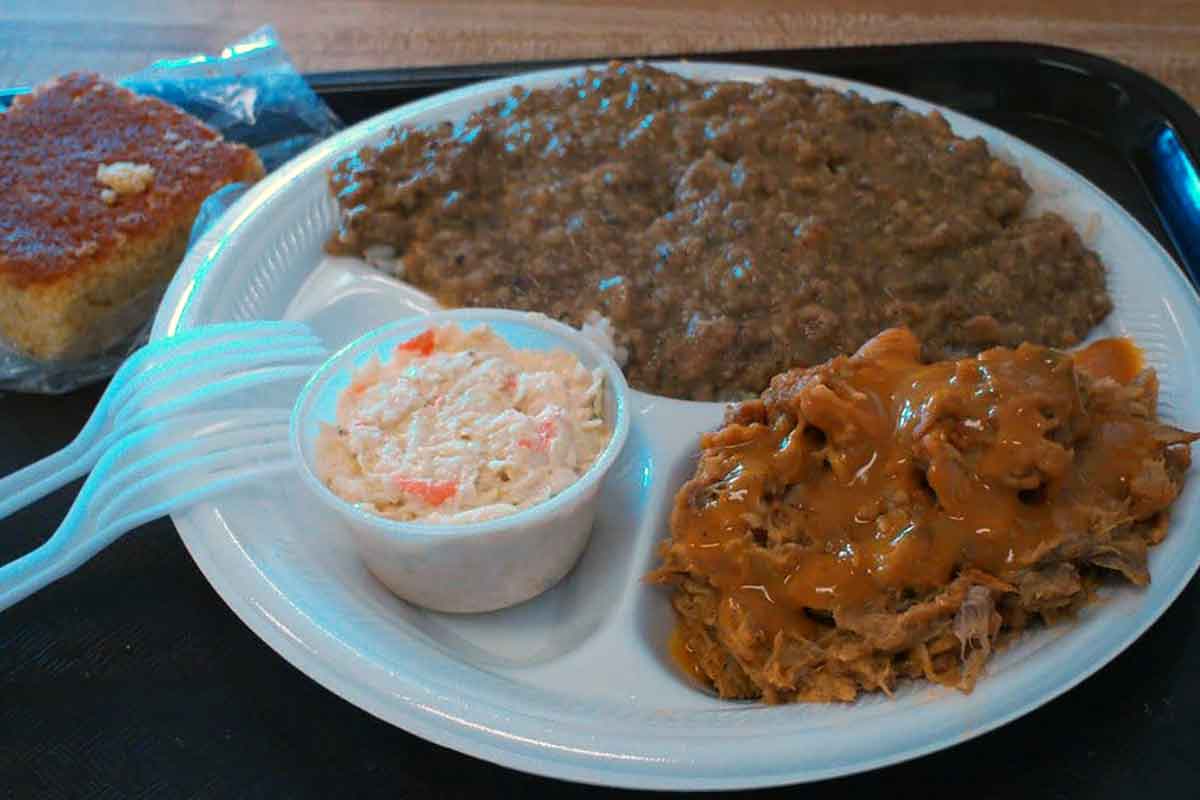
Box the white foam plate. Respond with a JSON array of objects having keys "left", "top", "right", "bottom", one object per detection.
[{"left": 150, "top": 62, "right": 1200, "bottom": 790}]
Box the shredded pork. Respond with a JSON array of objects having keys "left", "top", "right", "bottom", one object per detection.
[{"left": 649, "top": 329, "right": 1197, "bottom": 702}]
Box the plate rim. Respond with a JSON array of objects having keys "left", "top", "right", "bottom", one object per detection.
[{"left": 151, "top": 59, "right": 1200, "bottom": 790}]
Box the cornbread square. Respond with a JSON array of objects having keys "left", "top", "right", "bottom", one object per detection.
[{"left": 0, "top": 73, "right": 265, "bottom": 361}]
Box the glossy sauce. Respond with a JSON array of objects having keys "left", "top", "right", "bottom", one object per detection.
[
  {"left": 1073, "top": 337, "right": 1142, "bottom": 384},
  {"left": 669, "top": 334, "right": 1156, "bottom": 651},
  {"left": 668, "top": 626, "right": 712, "bottom": 688}
]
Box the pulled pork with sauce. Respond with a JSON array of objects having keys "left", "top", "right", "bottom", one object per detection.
[{"left": 649, "top": 329, "right": 1198, "bottom": 702}]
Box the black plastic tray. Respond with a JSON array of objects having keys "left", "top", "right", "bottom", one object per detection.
[{"left": 3, "top": 42, "right": 1199, "bottom": 799}]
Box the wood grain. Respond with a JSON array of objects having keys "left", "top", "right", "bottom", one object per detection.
[{"left": 3, "top": 1, "right": 1198, "bottom": 108}]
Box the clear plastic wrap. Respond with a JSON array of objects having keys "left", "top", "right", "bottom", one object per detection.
[{"left": 0, "top": 26, "right": 342, "bottom": 394}]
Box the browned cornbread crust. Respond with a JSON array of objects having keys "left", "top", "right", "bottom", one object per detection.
[{"left": 0, "top": 73, "right": 265, "bottom": 361}]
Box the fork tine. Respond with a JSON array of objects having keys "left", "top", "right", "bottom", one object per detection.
[
  {"left": 93, "top": 457, "right": 295, "bottom": 558},
  {"left": 98, "top": 321, "right": 313, "bottom": 446},
  {"left": 0, "top": 361, "right": 313, "bottom": 524},
  {"left": 94, "top": 411, "right": 290, "bottom": 492},
  {"left": 108, "top": 321, "right": 315, "bottom": 398},
  {"left": 108, "top": 333, "right": 323, "bottom": 414},
  {"left": 17, "top": 409, "right": 290, "bottom": 550},
  {"left": 112, "top": 345, "right": 325, "bottom": 426},
  {"left": 90, "top": 409, "right": 290, "bottom": 492},
  {"left": 95, "top": 443, "right": 293, "bottom": 532},
  {"left": 92, "top": 423, "right": 291, "bottom": 531},
  {"left": 0, "top": 321, "right": 316, "bottom": 523},
  {"left": 94, "top": 441, "right": 291, "bottom": 534},
  {"left": 113, "top": 364, "right": 319, "bottom": 439}
]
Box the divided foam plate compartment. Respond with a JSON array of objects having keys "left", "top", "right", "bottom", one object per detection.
[{"left": 149, "top": 61, "right": 1200, "bottom": 789}]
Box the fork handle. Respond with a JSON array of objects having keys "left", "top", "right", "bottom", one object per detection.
[
  {"left": 0, "top": 363, "right": 317, "bottom": 524},
  {"left": 0, "top": 455, "right": 294, "bottom": 612},
  {"left": 0, "top": 438, "right": 98, "bottom": 522},
  {"left": 0, "top": 321, "right": 317, "bottom": 521},
  {"left": 0, "top": 442, "right": 110, "bottom": 610}
]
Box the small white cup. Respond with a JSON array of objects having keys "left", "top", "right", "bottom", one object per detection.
[{"left": 289, "top": 309, "right": 631, "bottom": 613}]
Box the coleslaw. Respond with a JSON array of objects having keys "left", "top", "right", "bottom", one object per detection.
[{"left": 315, "top": 323, "right": 610, "bottom": 524}]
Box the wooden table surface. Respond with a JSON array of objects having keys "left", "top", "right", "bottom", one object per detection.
[{"left": 3, "top": 0, "right": 1199, "bottom": 108}]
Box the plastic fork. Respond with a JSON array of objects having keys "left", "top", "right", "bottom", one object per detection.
[
  {"left": 0, "top": 407, "right": 296, "bottom": 611},
  {"left": 0, "top": 321, "right": 325, "bottom": 522}
]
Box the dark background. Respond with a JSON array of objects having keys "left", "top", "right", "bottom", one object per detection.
[{"left": 3, "top": 43, "right": 1200, "bottom": 799}]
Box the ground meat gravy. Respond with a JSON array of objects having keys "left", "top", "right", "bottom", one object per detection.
[{"left": 328, "top": 63, "right": 1112, "bottom": 401}]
